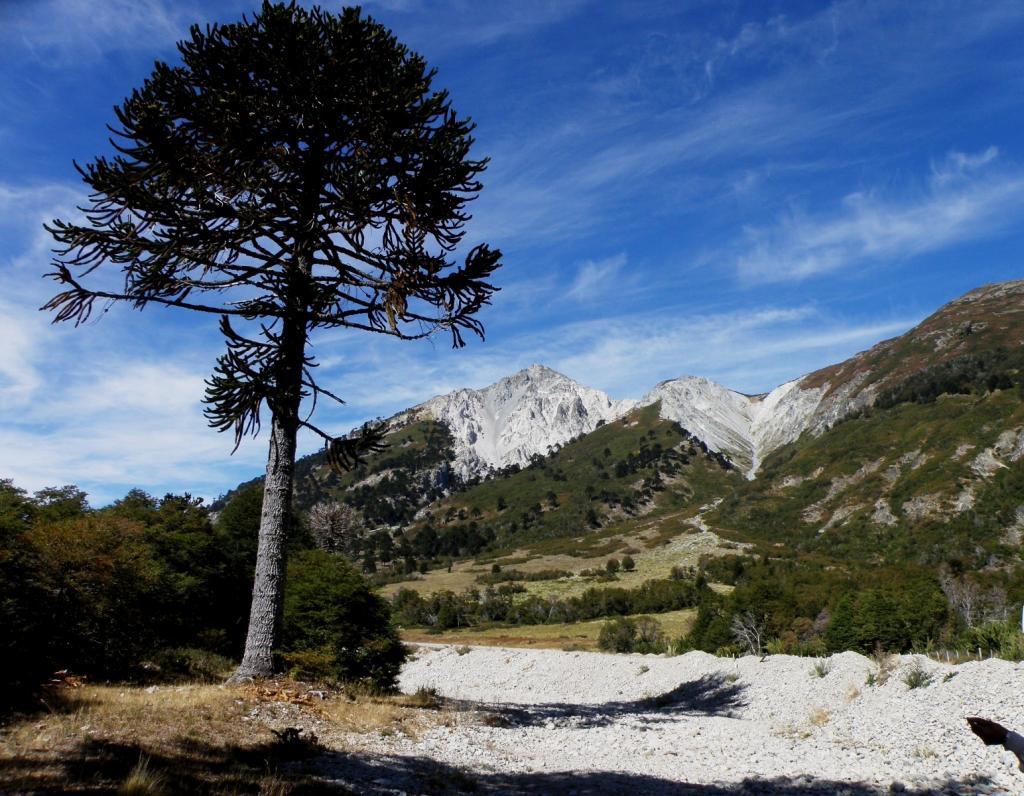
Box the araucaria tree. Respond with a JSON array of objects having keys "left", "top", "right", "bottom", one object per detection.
[{"left": 43, "top": 2, "right": 501, "bottom": 680}]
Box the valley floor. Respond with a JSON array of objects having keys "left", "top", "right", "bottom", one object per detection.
[{"left": 326, "top": 646, "right": 1024, "bottom": 794}]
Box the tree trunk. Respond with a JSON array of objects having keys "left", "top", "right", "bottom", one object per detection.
[
  {"left": 230, "top": 159, "right": 318, "bottom": 682},
  {"left": 229, "top": 275, "right": 309, "bottom": 681},
  {"left": 229, "top": 409, "right": 299, "bottom": 680}
]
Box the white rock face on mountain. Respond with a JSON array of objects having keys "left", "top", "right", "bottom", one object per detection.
[
  {"left": 642, "top": 377, "right": 761, "bottom": 470},
  {"left": 749, "top": 378, "right": 829, "bottom": 469},
  {"left": 642, "top": 375, "right": 826, "bottom": 476},
  {"left": 411, "top": 365, "right": 636, "bottom": 479}
]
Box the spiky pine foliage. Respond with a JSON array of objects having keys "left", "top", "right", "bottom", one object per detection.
[{"left": 43, "top": 2, "right": 500, "bottom": 678}]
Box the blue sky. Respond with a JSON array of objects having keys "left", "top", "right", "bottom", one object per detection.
[{"left": 2, "top": 0, "right": 1023, "bottom": 505}]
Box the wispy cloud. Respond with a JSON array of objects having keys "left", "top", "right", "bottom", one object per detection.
[
  {"left": 735, "top": 149, "right": 1024, "bottom": 283},
  {"left": 567, "top": 253, "right": 627, "bottom": 301},
  {"left": 1, "top": 0, "right": 198, "bottom": 64},
  {"left": 0, "top": 182, "right": 85, "bottom": 275},
  {"left": 368, "top": 0, "right": 589, "bottom": 52},
  {"left": 468, "top": 90, "right": 862, "bottom": 249},
  {"left": 930, "top": 145, "right": 1000, "bottom": 186}
]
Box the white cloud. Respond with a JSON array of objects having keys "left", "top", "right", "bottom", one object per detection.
[
  {"left": 931, "top": 146, "right": 1000, "bottom": 186},
  {"left": 0, "top": 288, "right": 261, "bottom": 504},
  {"left": 567, "top": 253, "right": 627, "bottom": 301},
  {"left": 0, "top": 182, "right": 85, "bottom": 275},
  {"left": 0, "top": 303, "right": 42, "bottom": 404},
  {"left": 468, "top": 90, "right": 839, "bottom": 249},
  {"left": 736, "top": 149, "right": 1024, "bottom": 283},
  {"left": 362, "top": 0, "right": 422, "bottom": 12},
  {"left": 393, "top": 0, "right": 589, "bottom": 51}
]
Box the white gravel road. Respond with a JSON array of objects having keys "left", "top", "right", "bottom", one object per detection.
[{"left": 310, "top": 645, "right": 1024, "bottom": 794}]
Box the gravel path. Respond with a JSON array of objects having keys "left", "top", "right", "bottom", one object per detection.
[{"left": 312, "top": 645, "right": 1024, "bottom": 794}]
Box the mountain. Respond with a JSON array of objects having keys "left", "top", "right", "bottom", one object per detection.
[
  {"left": 382, "top": 281, "right": 1024, "bottom": 484},
  {"left": 397, "top": 364, "right": 636, "bottom": 480}
]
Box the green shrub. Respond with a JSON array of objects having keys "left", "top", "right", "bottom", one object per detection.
[
  {"left": 968, "top": 621, "right": 1024, "bottom": 660},
  {"left": 24, "top": 514, "right": 166, "bottom": 677},
  {"left": 282, "top": 550, "right": 408, "bottom": 690},
  {"left": 279, "top": 648, "right": 337, "bottom": 681},
  {"left": 633, "top": 616, "right": 667, "bottom": 653},
  {"left": 598, "top": 616, "right": 666, "bottom": 654},
  {"left": 599, "top": 617, "right": 637, "bottom": 652},
  {"left": 407, "top": 685, "right": 440, "bottom": 709}
]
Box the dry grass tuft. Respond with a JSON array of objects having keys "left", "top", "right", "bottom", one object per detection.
[
  {"left": 118, "top": 756, "right": 166, "bottom": 795},
  {"left": 808, "top": 707, "right": 831, "bottom": 727},
  {"left": 866, "top": 651, "right": 897, "bottom": 686},
  {"left": 402, "top": 685, "right": 442, "bottom": 710}
]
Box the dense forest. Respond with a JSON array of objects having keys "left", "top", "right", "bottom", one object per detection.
[{"left": 0, "top": 479, "right": 405, "bottom": 707}]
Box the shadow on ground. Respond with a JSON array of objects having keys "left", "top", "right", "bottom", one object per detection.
[
  {"left": 0, "top": 734, "right": 998, "bottom": 795},
  {"left": 305, "top": 748, "right": 996, "bottom": 795},
  {"left": 0, "top": 736, "right": 332, "bottom": 794},
  {"left": 443, "top": 672, "right": 749, "bottom": 728}
]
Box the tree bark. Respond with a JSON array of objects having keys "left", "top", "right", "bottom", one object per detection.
[{"left": 229, "top": 409, "right": 298, "bottom": 680}]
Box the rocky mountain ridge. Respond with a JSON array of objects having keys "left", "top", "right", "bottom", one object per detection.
[{"left": 396, "top": 364, "right": 637, "bottom": 480}]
